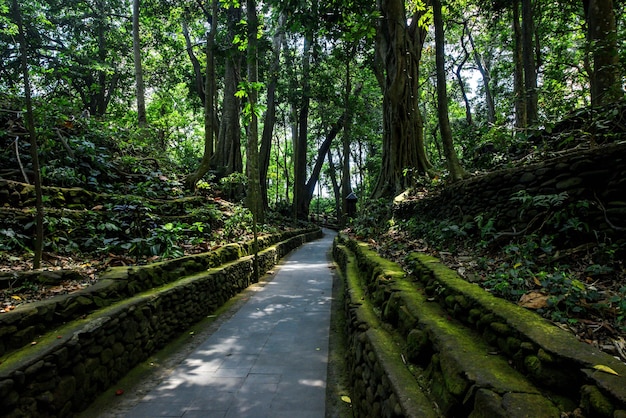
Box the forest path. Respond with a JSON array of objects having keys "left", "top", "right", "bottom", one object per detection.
[{"left": 90, "top": 229, "right": 338, "bottom": 418}]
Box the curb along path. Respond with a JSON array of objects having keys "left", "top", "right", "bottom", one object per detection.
[{"left": 124, "top": 230, "right": 337, "bottom": 418}]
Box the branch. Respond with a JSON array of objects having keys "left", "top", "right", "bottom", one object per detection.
[
  {"left": 55, "top": 128, "right": 75, "bottom": 158},
  {"left": 595, "top": 194, "right": 626, "bottom": 231},
  {"left": 14, "top": 137, "right": 29, "bottom": 184}
]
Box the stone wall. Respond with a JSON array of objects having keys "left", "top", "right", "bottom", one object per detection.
[
  {"left": 394, "top": 142, "right": 626, "bottom": 238},
  {"left": 333, "top": 234, "right": 626, "bottom": 417},
  {"left": 0, "top": 230, "right": 310, "bottom": 358},
  {"left": 0, "top": 229, "right": 322, "bottom": 418}
]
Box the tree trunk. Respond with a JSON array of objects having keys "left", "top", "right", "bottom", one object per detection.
[
  {"left": 372, "top": 0, "right": 434, "bottom": 199},
  {"left": 182, "top": 20, "right": 205, "bottom": 105},
  {"left": 457, "top": 22, "right": 473, "bottom": 126},
  {"left": 260, "top": 13, "right": 286, "bottom": 209},
  {"left": 293, "top": 35, "right": 312, "bottom": 219},
  {"left": 185, "top": 0, "right": 218, "bottom": 191},
  {"left": 246, "top": 0, "right": 262, "bottom": 277},
  {"left": 215, "top": 5, "right": 242, "bottom": 175},
  {"left": 466, "top": 28, "right": 495, "bottom": 125},
  {"left": 341, "top": 45, "right": 353, "bottom": 224},
  {"left": 433, "top": 0, "right": 466, "bottom": 182},
  {"left": 327, "top": 148, "right": 342, "bottom": 224},
  {"left": 132, "top": 0, "right": 147, "bottom": 127},
  {"left": 13, "top": 0, "right": 44, "bottom": 269},
  {"left": 584, "top": 0, "right": 623, "bottom": 107},
  {"left": 522, "top": 0, "right": 538, "bottom": 125},
  {"left": 513, "top": 0, "right": 527, "bottom": 128}
]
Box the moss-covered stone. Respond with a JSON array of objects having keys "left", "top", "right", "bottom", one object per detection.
[
  {"left": 490, "top": 322, "right": 511, "bottom": 335},
  {"left": 500, "top": 392, "right": 560, "bottom": 417},
  {"left": 581, "top": 385, "right": 614, "bottom": 418},
  {"left": 406, "top": 329, "right": 429, "bottom": 362}
]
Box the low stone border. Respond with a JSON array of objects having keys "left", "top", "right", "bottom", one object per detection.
[
  {"left": 406, "top": 252, "right": 626, "bottom": 416},
  {"left": 0, "top": 228, "right": 322, "bottom": 418},
  {"left": 333, "top": 234, "right": 626, "bottom": 417},
  {"left": 0, "top": 229, "right": 315, "bottom": 357}
]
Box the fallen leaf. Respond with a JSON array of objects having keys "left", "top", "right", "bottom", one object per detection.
[
  {"left": 341, "top": 395, "right": 352, "bottom": 404},
  {"left": 593, "top": 364, "right": 619, "bottom": 376},
  {"left": 11, "top": 295, "right": 22, "bottom": 301},
  {"left": 115, "top": 389, "right": 124, "bottom": 396},
  {"left": 518, "top": 292, "right": 549, "bottom": 309}
]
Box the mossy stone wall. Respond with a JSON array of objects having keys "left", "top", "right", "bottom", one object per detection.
[
  {"left": 0, "top": 229, "right": 322, "bottom": 418},
  {"left": 334, "top": 234, "right": 626, "bottom": 417},
  {"left": 0, "top": 229, "right": 313, "bottom": 357},
  {"left": 394, "top": 142, "right": 626, "bottom": 237}
]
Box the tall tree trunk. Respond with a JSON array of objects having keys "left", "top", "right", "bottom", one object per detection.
[
  {"left": 513, "top": 0, "right": 527, "bottom": 128},
  {"left": 13, "top": 0, "right": 43, "bottom": 269},
  {"left": 466, "top": 28, "right": 495, "bottom": 125},
  {"left": 297, "top": 82, "right": 363, "bottom": 222},
  {"left": 246, "top": 0, "right": 262, "bottom": 278},
  {"left": 215, "top": 5, "right": 242, "bottom": 175},
  {"left": 372, "top": 0, "right": 434, "bottom": 199},
  {"left": 132, "top": 0, "right": 147, "bottom": 127},
  {"left": 260, "top": 13, "right": 286, "bottom": 209},
  {"left": 185, "top": 0, "right": 218, "bottom": 191},
  {"left": 341, "top": 45, "right": 353, "bottom": 224},
  {"left": 584, "top": 0, "right": 623, "bottom": 107},
  {"left": 95, "top": 0, "right": 109, "bottom": 116},
  {"left": 433, "top": 0, "right": 466, "bottom": 182},
  {"left": 293, "top": 35, "right": 312, "bottom": 219},
  {"left": 457, "top": 22, "right": 473, "bottom": 126},
  {"left": 327, "top": 148, "right": 342, "bottom": 224},
  {"left": 182, "top": 20, "right": 205, "bottom": 105},
  {"left": 522, "top": 0, "right": 538, "bottom": 125}
]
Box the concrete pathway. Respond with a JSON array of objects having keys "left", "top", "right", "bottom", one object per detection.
[{"left": 125, "top": 230, "right": 336, "bottom": 418}]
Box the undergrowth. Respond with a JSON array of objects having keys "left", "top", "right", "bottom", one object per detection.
[{"left": 349, "top": 191, "right": 626, "bottom": 345}]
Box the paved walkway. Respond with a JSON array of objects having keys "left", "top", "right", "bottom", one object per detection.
[{"left": 125, "top": 230, "right": 337, "bottom": 418}]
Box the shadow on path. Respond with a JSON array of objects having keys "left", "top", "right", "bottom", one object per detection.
[{"left": 85, "top": 229, "right": 338, "bottom": 418}]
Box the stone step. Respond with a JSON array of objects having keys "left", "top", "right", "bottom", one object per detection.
[{"left": 334, "top": 234, "right": 626, "bottom": 417}]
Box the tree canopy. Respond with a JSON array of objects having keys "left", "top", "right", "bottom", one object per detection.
[{"left": 1, "top": 0, "right": 624, "bottom": 213}]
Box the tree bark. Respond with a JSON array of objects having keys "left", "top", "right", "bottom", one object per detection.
[
  {"left": 372, "top": 0, "right": 434, "bottom": 199},
  {"left": 245, "top": 0, "right": 262, "bottom": 220},
  {"left": 294, "top": 82, "right": 364, "bottom": 221},
  {"left": 466, "top": 28, "right": 495, "bottom": 125},
  {"left": 340, "top": 45, "right": 356, "bottom": 224},
  {"left": 13, "top": 0, "right": 44, "bottom": 269},
  {"left": 457, "top": 23, "right": 473, "bottom": 126},
  {"left": 327, "top": 148, "right": 342, "bottom": 224},
  {"left": 584, "top": 0, "right": 623, "bottom": 107},
  {"left": 246, "top": 0, "right": 262, "bottom": 277},
  {"left": 513, "top": 0, "right": 527, "bottom": 128},
  {"left": 260, "top": 13, "right": 286, "bottom": 209},
  {"left": 433, "top": 0, "right": 466, "bottom": 182},
  {"left": 522, "top": 0, "right": 538, "bottom": 125},
  {"left": 215, "top": 5, "right": 243, "bottom": 176},
  {"left": 182, "top": 20, "right": 205, "bottom": 105},
  {"left": 132, "top": 0, "right": 147, "bottom": 127},
  {"left": 293, "top": 35, "right": 312, "bottom": 219},
  {"left": 185, "top": 0, "right": 218, "bottom": 191}
]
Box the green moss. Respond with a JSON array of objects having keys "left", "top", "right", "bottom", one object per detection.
[
  {"left": 524, "top": 355, "right": 542, "bottom": 379},
  {"left": 406, "top": 329, "right": 429, "bottom": 362},
  {"left": 490, "top": 322, "right": 511, "bottom": 335},
  {"left": 581, "top": 385, "right": 614, "bottom": 418}
]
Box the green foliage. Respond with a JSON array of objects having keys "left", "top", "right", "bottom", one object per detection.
[
  {"left": 219, "top": 172, "right": 247, "bottom": 201},
  {"left": 0, "top": 228, "right": 31, "bottom": 253},
  {"left": 347, "top": 199, "right": 393, "bottom": 238},
  {"left": 223, "top": 207, "right": 253, "bottom": 240}
]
